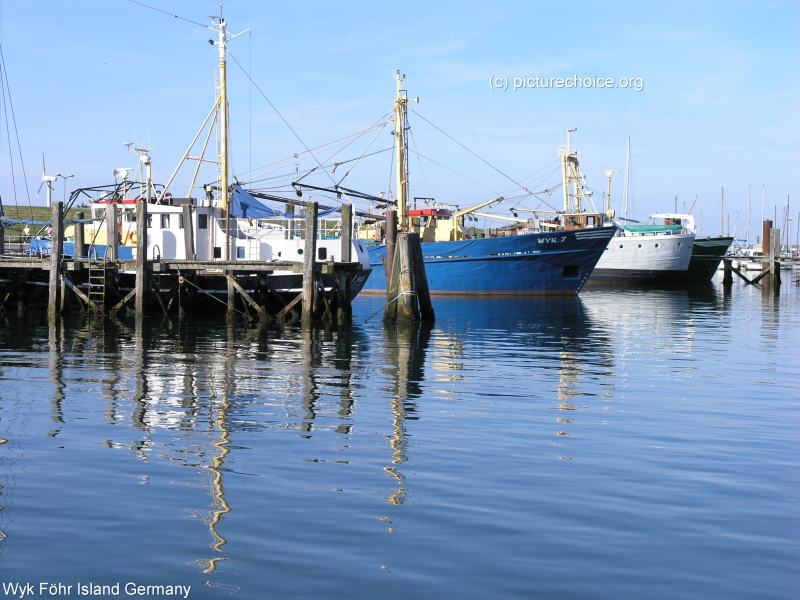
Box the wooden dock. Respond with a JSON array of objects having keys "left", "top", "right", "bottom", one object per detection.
[{"left": 0, "top": 201, "right": 363, "bottom": 324}]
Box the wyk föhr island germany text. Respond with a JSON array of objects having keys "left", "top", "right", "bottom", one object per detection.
[
  {"left": 490, "top": 75, "right": 644, "bottom": 92},
  {"left": 2, "top": 582, "right": 191, "bottom": 599}
]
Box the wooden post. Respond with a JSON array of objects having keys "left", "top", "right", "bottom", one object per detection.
[
  {"left": 337, "top": 203, "right": 353, "bottom": 323},
  {"left": 182, "top": 204, "right": 195, "bottom": 260},
  {"left": 762, "top": 220, "right": 772, "bottom": 266},
  {"left": 0, "top": 222, "right": 4, "bottom": 255},
  {"left": 771, "top": 228, "right": 781, "bottom": 288},
  {"left": 302, "top": 202, "right": 318, "bottom": 325},
  {"left": 722, "top": 258, "right": 733, "bottom": 286},
  {"left": 75, "top": 211, "right": 85, "bottom": 258},
  {"left": 386, "top": 210, "right": 397, "bottom": 285},
  {"left": 48, "top": 201, "right": 64, "bottom": 316},
  {"left": 395, "top": 233, "right": 418, "bottom": 323},
  {"left": 340, "top": 203, "right": 352, "bottom": 263},
  {"left": 135, "top": 200, "right": 149, "bottom": 317},
  {"left": 106, "top": 203, "right": 118, "bottom": 260},
  {"left": 408, "top": 232, "right": 434, "bottom": 323},
  {"left": 226, "top": 273, "right": 236, "bottom": 318},
  {"left": 17, "top": 270, "right": 27, "bottom": 315}
]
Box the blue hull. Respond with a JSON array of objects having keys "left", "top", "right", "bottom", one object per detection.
[{"left": 363, "top": 228, "right": 616, "bottom": 295}]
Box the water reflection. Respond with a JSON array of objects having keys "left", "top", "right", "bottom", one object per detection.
[{"left": 382, "top": 323, "right": 431, "bottom": 504}]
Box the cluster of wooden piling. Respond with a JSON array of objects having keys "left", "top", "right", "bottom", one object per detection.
[
  {"left": 721, "top": 220, "right": 783, "bottom": 293},
  {"left": 382, "top": 210, "right": 434, "bottom": 325},
  {"left": 0, "top": 200, "right": 362, "bottom": 324}
]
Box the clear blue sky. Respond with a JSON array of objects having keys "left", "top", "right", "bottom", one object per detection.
[{"left": 1, "top": 0, "right": 797, "bottom": 239}]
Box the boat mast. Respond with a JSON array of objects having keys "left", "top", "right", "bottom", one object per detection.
[
  {"left": 560, "top": 129, "right": 575, "bottom": 212},
  {"left": 747, "top": 184, "right": 751, "bottom": 244},
  {"left": 623, "top": 136, "right": 630, "bottom": 222},
  {"left": 214, "top": 17, "right": 231, "bottom": 259},
  {"left": 394, "top": 72, "right": 418, "bottom": 231}
]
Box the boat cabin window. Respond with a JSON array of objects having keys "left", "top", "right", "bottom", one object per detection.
[
  {"left": 318, "top": 247, "right": 328, "bottom": 260},
  {"left": 586, "top": 215, "right": 596, "bottom": 226},
  {"left": 146, "top": 215, "right": 153, "bottom": 229},
  {"left": 213, "top": 246, "right": 221, "bottom": 259},
  {"left": 124, "top": 211, "right": 136, "bottom": 223},
  {"left": 160, "top": 214, "right": 170, "bottom": 229},
  {"left": 237, "top": 247, "right": 245, "bottom": 259},
  {"left": 198, "top": 214, "right": 208, "bottom": 229},
  {"left": 567, "top": 216, "right": 578, "bottom": 226},
  {"left": 178, "top": 214, "right": 184, "bottom": 229}
]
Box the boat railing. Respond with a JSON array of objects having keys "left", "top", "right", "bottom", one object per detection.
[{"left": 231, "top": 216, "right": 344, "bottom": 241}]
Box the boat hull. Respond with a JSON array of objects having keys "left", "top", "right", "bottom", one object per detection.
[
  {"left": 588, "top": 232, "right": 695, "bottom": 284},
  {"left": 687, "top": 237, "right": 734, "bottom": 282},
  {"left": 362, "top": 227, "right": 616, "bottom": 295}
]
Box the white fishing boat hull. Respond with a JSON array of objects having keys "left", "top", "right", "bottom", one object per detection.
[{"left": 588, "top": 231, "right": 696, "bottom": 283}]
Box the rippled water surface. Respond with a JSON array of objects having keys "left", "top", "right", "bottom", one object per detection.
[{"left": 0, "top": 279, "right": 797, "bottom": 599}]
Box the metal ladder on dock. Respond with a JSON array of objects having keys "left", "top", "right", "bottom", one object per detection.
[{"left": 87, "top": 249, "right": 107, "bottom": 312}]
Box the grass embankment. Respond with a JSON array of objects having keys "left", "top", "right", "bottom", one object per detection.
[{"left": 2, "top": 205, "right": 85, "bottom": 241}]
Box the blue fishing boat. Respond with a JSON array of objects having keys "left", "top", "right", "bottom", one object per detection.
[
  {"left": 363, "top": 226, "right": 617, "bottom": 294},
  {"left": 360, "top": 87, "right": 616, "bottom": 295}
]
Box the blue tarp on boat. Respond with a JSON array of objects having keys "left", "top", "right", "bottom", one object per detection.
[{"left": 229, "top": 185, "right": 341, "bottom": 219}]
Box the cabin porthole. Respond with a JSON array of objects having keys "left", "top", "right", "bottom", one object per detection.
[
  {"left": 297, "top": 248, "right": 303, "bottom": 255},
  {"left": 638, "top": 244, "right": 642, "bottom": 248},
  {"left": 655, "top": 243, "right": 659, "bottom": 248}
]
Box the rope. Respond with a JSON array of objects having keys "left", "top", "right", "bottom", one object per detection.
[
  {"left": 180, "top": 275, "right": 248, "bottom": 316},
  {"left": 364, "top": 291, "right": 417, "bottom": 322}
]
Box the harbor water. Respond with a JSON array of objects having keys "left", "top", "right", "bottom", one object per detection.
[{"left": 0, "top": 278, "right": 797, "bottom": 599}]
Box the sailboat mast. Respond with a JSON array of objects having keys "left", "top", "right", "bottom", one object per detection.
[
  {"left": 623, "top": 137, "right": 630, "bottom": 222},
  {"left": 747, "top": 184, "right": 751, "bottom": 244}
]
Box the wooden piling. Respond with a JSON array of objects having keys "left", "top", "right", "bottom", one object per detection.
[
  {"left": 337, "top": 203, "right": 353, "bottom": 323},
  {"left": 771, "top": 228, "right": 781, "bottom": 288},
  {"left": 383, "top": 232, "right": 434, "bottom": 325},
  {"left": 302, "top": 202, "right": 319, "bottom": 325},
  {"left": 182, "top": 204, "right": 195, "bottom": 260},
  {"left": 135, "top": 200, "right": 149, "bottom": 317},
  {"left": 48, "top": 201, "right": 64, "bottom": 316},
  {"left": 762, "top": 220, "right": 772, "bottom": 266},
  {"left": 723, "top": 258, "right": 733, "bottom": 286},
  {"left": 106, "top": 203, "right": 118, "bottom": 260},
  {"left": 386, "top": 210, "right": 397, "bottom": 285},
  {"left": 0, "top": 222, "right": 4, "bottom": 255},
  {"left": 396, "top": 233, "right": 417, "bottom": 322},
  {"left": 408, "top": 233, "right": 434, "bottom": 322},
  {"left": 340, "top": 203, "right": 352, "bottom": 263},
  {"left": 16, "top": 270, "right": 27, "bottom": 315},
  {"left": 75, "top": 211, "right": 85, "bottom": 258}
]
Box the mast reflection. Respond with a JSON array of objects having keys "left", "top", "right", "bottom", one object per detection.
[{"left": 383, "top": 323, "right": 430, "bottom": 505}]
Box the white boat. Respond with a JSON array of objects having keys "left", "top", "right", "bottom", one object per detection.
[
  {"left": 57, "top": 16, "right": 371, "bottom": 297},
  {"left": 586, "top": 137, "right": 696, "bottom": 284},
  {"left": 588, "top": 214, "right": 697, "bottom": 283}
]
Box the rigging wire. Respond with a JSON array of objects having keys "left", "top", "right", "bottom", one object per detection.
[
  {"left": 128, "top": 1, "right": 211, "bottom": 30},
  {"left": 247, "top": 148, "right": 392, "bottom": 187},
  {"left": 235, "top": 121, "right": 389, "bottom": 181},
  {"left": 227, "top": 51, "right": 356, "bottom": 205},
  {"left": 0, "top": 43, "right": 32, "bottom": 218},
  {"left": 409, "top": 148, "right": 501, "bottom": 197},
  {"left": 408, "top": 128, "right": 432, "bottom": 200},
  {"left": 335, "top": 119, "right": 391, "bottom": 187},
  {"left": 409, "top": 107, "right": 538, "bottom": 198}
]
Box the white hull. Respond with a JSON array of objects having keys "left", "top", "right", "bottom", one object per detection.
[{"left": 589, "top": 231, "right": 695, "bottom": 283}]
